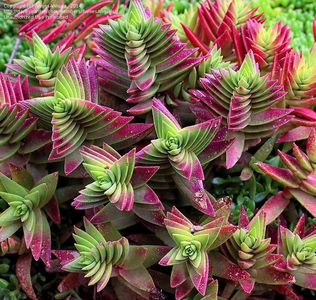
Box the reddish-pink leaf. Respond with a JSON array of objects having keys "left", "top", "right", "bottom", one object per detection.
[
  {"left": 16, "top": 253, "right": 37, "bottom": 300},
  {"left": 58, "top": 273, "right": 88, "bottom": 293},
  {"left": 250, "top": 191, "right": 290, "bottom": 226}
]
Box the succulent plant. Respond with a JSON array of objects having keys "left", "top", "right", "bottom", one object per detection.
[
  {"left": 62, "top": 217, "right": 130, "bottom": 292},
  {"left": 61, "top": 217, "right": 166, "bottom": 295},
  {"left": 278, "top": 216, "right": 316, "bottom": 290},
  {"left": 72, "top": 143, "right": 165, "bottom": 226},
  {"left": 159, "top": 206, "right": 237, "bottom": 298},
  {"left": 252, "top": 0, "right": 315, "bottom": 52},
  {"left": 22, "top": 58, "right": 152, "bottom": 175},
  {"left": 0, "top": 166, "right": 58, "bottom": 263},
  {"left": 211, "top": 210, "right": 294, "bottom": 294},
  {"left": 0, "top": 73, "right": 50, "bottom": 171},
  {"left": 137, "top": 99, "right": 221, "bottom": 181},
  {"left": 226, "top": 213, "right": 272, "bottom": 269},
  {"left": 93, "top": 0, "right": 201, "bottom": 115},
  {"left": 280, "top": 45, "right": 316, "bottom": 108},
  {"left": 191, "top": 51, "right": 293, "bottom": 168},
  {"left": 186, "top": 0, "right": 262, "bottom": 61},
  {"left": 8, "top": 33, "right": 71, "bottom": 87},
  {"left": 1, "top": 0, "right": 316, "bottom": 299},
  {"left": 241, "top": 20, "right": 292, "bottom": 72},
  {"left": 162, "top": 3, "right": 199, "bottom": 42},
  {"left": 136, "top": 99, "right": 231, "bottom": 216},
  {"left": 257, "top": 128, "right": 316, "bottom": 218},
  {"left": 173, "top": 46, "right": 234, "bottom": 101}
]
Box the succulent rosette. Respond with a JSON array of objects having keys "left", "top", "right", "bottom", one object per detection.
[
  {"left": 22, "top": 58, "right": 152, "bottom": 175},
  {"left": 0, "top": 166, "right": 58, "bottom": 263},
  {"left": 93, "top": 0, "right": 202, "bottom": 115},
  {"left": 211, "top": 210, "right": 294, "bottom": 294},
  {"left": 257, "top": 128, "right": 316, "bottom": 218},
  {"left": 136, "top": 98, "right": 231, "bottom": 216},
  {"left": 61, "top": 217, "right": 166, "bottom": 295},
  {"left": 0, "top": 73, "right": 50, "bottom": 171},
  {"left": 191, "top": 51, "right": 293, "bottom": 168},
  {"left": 241, "top": 20, "right": 291, "bottom": 72},
  {"left": 163, "top": 4, "right": 199, "bottom": 42},
  {"left": 278, "top": 216, "right": 316, "bottom": 290},
  {"left": 159, "top": 207, "right": 237, "bottom": 299},
  {"left": 173, "top": 46, "right": 234, "bottom": 101},
  {"left": 62, "top": 218, "right": 130, "bottom": 292},
  {"left": 280, "top": 45, "right": 316, "bottom": 108},
  {"left": 136, "top": 99, "right": 221, "bottom": 181},
  {"left": 72, "top": 143, "right": 165, "bottom": 226},
  {"left": 8, "top": 33, "right": 71, "bottom": 87},
  {"left": 182, "top": 0, "right": 262, "bottom": 62}
]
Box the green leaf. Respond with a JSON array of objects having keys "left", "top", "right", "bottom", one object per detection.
[
  {"left": 83, "top": 217, "right": 107, "bottom": 244},
  {"left": 0, "top": 207, "right": 20, "bottom": 227},
  {"left": 152, "top": 99, "right": 181, "bottom": 139},
  {"left": 36, "top": 172, "right": 58, "bottom": 201},
  {"left": 249, "top": 213, "right": 265, "bottom": 240},
  {"left": 29, "top": 183, "right": 48, "bottom": 208},
  {"left": 0, "top": 173, "right": 28, "bottom": 197},
  {"left": 0, "top": 192, "right": 24, "bottom": 206},
  {"left": 0, "top": 222, "right": 21, "bottom": 242}
]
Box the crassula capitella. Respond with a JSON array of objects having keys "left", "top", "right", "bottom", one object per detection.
[
  {"left": 22, "top": 58, "right": 152, "bottom": 175},
  {"left": 0, "top": 165, "right": 58, "bottom": 264},
  {"left": 2, "top": 0, "right": 316, "bottom": 299},
  {"left": 278, "top": 215, "right": 316, "bottom": 290},
  {"left": 173, "top": 45, "right": 234, "bottom": 101},
  {"left": 72, "top": 143, "right": 165, "bottom": 226},
  {"left": 8, "top": 33, "right": 71, "bottom": 88},
  {"left": 241, "top": 20, "right": 292, "bottom": 72},
  {"left": 257, "top": 128, "right": 316, "bottom": 218},
  {"left": 93, "top": 0, "right": 201, "bottom": 115},
  {"left": 58, "top": 217, "right": 168, "bottom": 296},
  {"left": 0, "top": 73, "right": 50, "bottom": 172},
  {"left": 279, "top": 45, "right": 316, "bottom": 108},
  {"left": 183, "top": 0, "right": 262, "bottom": 62},
  {"left": 210, "top": 209, "right": 294, "bottom": 296},
  {"left": 191, "top": 51, "right": 293, "bottom": 168},
  {"left": 136, "top": 98, "right": 232, "bottom": 216},
  {"left": 61, "top": 218, "right": 130, "bottom": 292},
  {"left": 159, "top": 206, "right": 237, "bottom": 299}
]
